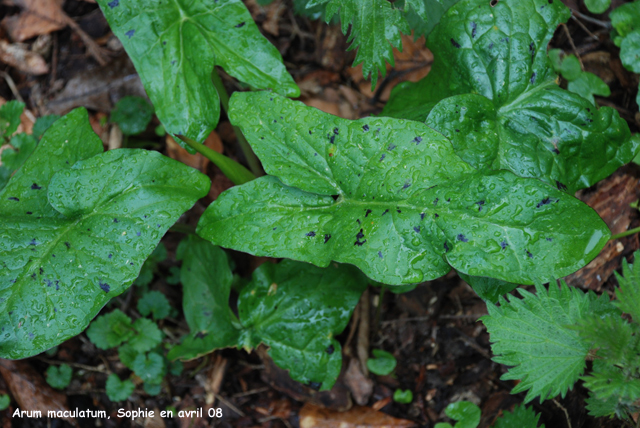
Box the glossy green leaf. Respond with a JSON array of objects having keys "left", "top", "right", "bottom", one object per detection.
[
  {"left": 86, "top": 309, "right": 134, "bottom": 349},
  {"left": 458, "top": 273, "right": 518, "bottom": 304},
  {"left": 45, "top": 364, "right": 72, "bottom": 389},
  {"left": 481, "top": 282, "right": 596, "bottom": 402},
  {"left": 198, "top": 92, "right": 609, "bottom": 285},
  {"left": 0, "top": 109, "right": 210, "bottom": 359},
  {"left": 111, "top": 96, "right": 153, "bottom": 136},
  {"left": 383, "top": 0, "right": 636, "bottom": 193},
  {"left": 620, "top": 31, "right": 640, "bottom": 74},
  {"left": 491, "top": 405, "right": 544, "bottom": 428},
  {"left": 32, "top": 115, "right": 60, "bottom": 140},
  {"left": 310, "top": 0, "right": 410, "bottom": 88},
  {"left": 170, "top": 248, "right": 366, "bottom": 390},
  {"left": 584, "top": 0, "right": 611, "bottom": 14},
  {"left": 105, "top": 373, "right": 135, "bottom": 402},
  {"left": 167, "top": 235, "right": 238, "bottom": 361},
  {"left": 237, "top": 260, "right": 366, "bottom": 389},
  {"left": 0, "top": 101, "right": 23, "bottom": 141},
  {"left": 96, "top": 0, "right": 299, "bottom": 144},
  {"left": 138, "top": 290, "right": 171, "bottom": 320},
  {"left": 403, "top": 0, "right": 460, "bottom": 38},
  {"left": 367, "top": 349, "right": 397, "bottom": 375}
]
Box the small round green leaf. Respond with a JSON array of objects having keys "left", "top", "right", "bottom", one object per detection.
[
  {"left": 86, "top": 310, "right": 134, "bottom": 350},
  {"left": 105, "top": 374, "right": 135, "bottom": 402},
  {"left": 444, "top": 401, "right": 481, "bottom": 428},
  {"left": 129, "top": 318, "right": 163, "bottom": 353},
  {"left": 584, "top": 0, "right": 610, "bottom": 14},
  {"left": 393, "top": 389, "right": 413, "bottom": 404},
  {"left": 0, "top": 394, "right": 10, "bottom": 411},
  {"left": 132, "top": 352, "right": 165, "bottom": 383},
  {"left": 45, "top": 364, "right": 72, "bottom": 390},
  {"left": 137, "top": 291, "right": 171, "bottom": 320},
  {"left": 366, "top": 349, "right": 397, "bottom": 375}
]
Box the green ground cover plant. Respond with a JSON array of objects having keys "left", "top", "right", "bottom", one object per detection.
[{"left": 0, "top": 0, "right": 639, "bottom": 424}]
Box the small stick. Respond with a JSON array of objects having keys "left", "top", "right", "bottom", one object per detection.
[
  {"left": 35, "top": 357, "right": 110, "bottom": 374},
  {"left": 562, "top": 24, "right": 583, "bottom": 68},
  {"left": 570, "top": 9, "right": 612, "bottom": 29},
  {"left": 570, "top": 15, "right": 600, "bottom": 40},
  {"left": 553, "top": 398, "right": 572, "bottom": 428}
]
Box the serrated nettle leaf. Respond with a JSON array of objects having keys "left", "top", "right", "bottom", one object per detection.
[
  {"left": 383, "top": 0, "right": 636, "bottom": 193},
  {"left": 585, "top": 391, "right": 624, "bottom": 419},
  {"left": 482, "top": 282, "right": 596, "bottom": 403},
  {"left": 0, "top": 108, "right": 210, "bottom": 359},
  {"left": 236, "top": 260, "right": 367, "bottom": 390},
  {"left": 86, "top": 309, "right": 134, "bottom": 349},
  {"left": 492, "top": 405, "right": 544, "bottom": 428},
  {"left": 615, "top": 252, "right": 640, "bottom": 322},
  {"left": 198, "top": 92, "right": 609, "bottom": 285},
  {"left": 575, "top": 314, "right": 635, "bottom": 365},
  {"left": 0, "top": 100, "right": 24, "bottom": 140},
  {"left": 105, "top": 373, "right": 135, "bottom": 402},
  {"left": 170, "top": 246, "right": 366, "bottom": 390},
  {"left": 96, "top": 0, "right": 299, "bottom": 145},
  {"left": 458, "top": 273, "right": 518, "bottom": 304},
  {"left": 167, "top": 235, "right": 239, "bottom": 361},
  {"left": 583, "top": 359, "right": 640, "bottom": 402},
  {"left": 111, "top": 96, "right": 153, "bottom": 136},
  {"left": 45, "top": 364, "right": 72, "bottom": 390},
  {"left": 312, "top": 0, "right": 409, "bottom": 88}
]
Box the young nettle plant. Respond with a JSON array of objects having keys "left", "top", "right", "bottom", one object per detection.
[
  {"left": 435, "top": 401, "right": 544, "bottom": 428},
  {"left": 482, "top": 251, "right": 640, "bottom": 421}
]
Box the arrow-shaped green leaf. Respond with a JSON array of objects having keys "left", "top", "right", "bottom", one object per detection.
[
  {"left": 0, "top": 109, "right": 209, "bottom": 359},
  {"left": 197, "top": 92, "right": 609, "bottom": 286}
]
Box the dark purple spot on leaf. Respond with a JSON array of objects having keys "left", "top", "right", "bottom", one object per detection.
[
  {"left": 136, "top": 231, "right": 141, "bottom": 236},
  {"left": 354, "top": 229, "right": 366, "bottom": 246},
  {"left": 308, "top": 382, "right": 321, "bottom": 391},
  {"left": 526, "top": 250, "right": 533, "bottom": 259},
  {"left": 500, "top": 241, "right": 508, "bottom": 249},
  {"left": 107, "top": 0, "right": 119, "bottom": 7},
  {"left": 457, "top": 234, "right": 468, "bottom": 242},
  {"left": 397, "top": 210, "right": 402, "bottom": 214},
  {"left": 64, "top": 242, "right": 70, "bottom": 249},
  {"left": 365, "top": 209, "right": 372, "bottom": 217},
  {"left": 433, "top": 198, "right": 439, "bottom": 206},
  {"left": 363, "top": 124, "right": 369, "bottom": 131},
  {"left": 471, "top": 22, "right": 477, "bottom": 38},
  {"left": 451, "top": 38, "right": 461, "bottom": 48},
  {"left": 420, "top": 213, "right": 425, "bottom": 220},
  {"left": 546, "top": 237, "right": 553, "bottom": 242},
  {"left": 108, "top": 254, "right": 112, "bottom": 259},
  {"left": 536, "top": 197, "right": 551, "bottom": 208},
  {"left": 382, "top": 209, "right": 389, "bottom": 216},
  {"left": 413, "top": 226, "right": 420, "bottom": 233},
  {"left": 29, "top": 238, "right": 38, "bottom": 246},
  {"left": 380, "top": 154, "right": 386, "bottom": 161},
  {"left": 100, "top": 282, "right": 110, "bottom": 293},
  {"left": 26, "top": 212, "right": 32, "bottom": 215},
  {"left": 31, "top": 183, "right": 41, "bottom": 190},
  {"left": 326, "top": 345, "right": 335, "bottom": 354},
  {"left": 444, "top": 242, "right": 449, "bottom": 252},
  {"left": 235, "top": 22, "right": 245, "bottom": 28},
  {"left": 378, "top": 251, "right": 383, "bottom": 259},
  {"left": 388, "top": 144, "right": 396, "bottom": 151},
  {"left": 414, "top": 136, "right": 422, "bottom": 144},
  {"left": 530, "top": 72, "right": 536, "bottom": 84},
  {"left": 195, "top": 331, "right": 208, "bottom": 339},
  {"left": 324, "top": 234, "right": 331, "bottom": 243},
  {"left": 8, "top": 197, "right": 19, "bottom": 201},
  {"left": 125, "top": 29, "right": 135, "bottom": 38},
  {"left": 113, "top": 218, "right": 119, "bottom": 223},
  {"left": 306, "top": 231, "right": 316, "bottom": 237},
  {"left": 476, "top": 200, "right": 485, "bottom": 211}
]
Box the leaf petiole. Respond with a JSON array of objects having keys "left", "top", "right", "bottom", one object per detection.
[
  {"left": 211, "top": 70, "right": 264, "bottom": 177},
  {"left": 176, "top": 134, "right": 255, "bottom": 185},
  {"left": 610, "top": 226, "right": 640, "bottom": 241}
]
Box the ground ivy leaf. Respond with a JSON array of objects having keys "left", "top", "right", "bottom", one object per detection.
[
  {"left": 0, "top": 109, "right": 209, "bottom": 359},
  {"left": 129, "top": 318, "right": 163, "bottom": 353},
  {"left": 167, "top": 235, "right": 239, "bottom": 361},
  {"left": 237, "top": 260, "right": 367, "bottom": 390},
  {"left": 111, "top": 96, "right": 153, "bottom": 136},
  {"left": 383, "top": 0, "right": 636, "bottom": 193},
  {"left": 137, "top": 290, "right": 171, "bottom": 320},
  {"left": 45, "top": 364, "right": 72, "bottom": 390},
  {"left": 105, "top": 373, "right": 135, "bottom": 402},
  {"left": 198, "top": 92, "right": 609, "bottom": 285},
  {"left": 132, "top": 352, "right": 165, "bottom": 383},
  {"left": 96, "top": 0, "right": 299, "bottom": 144},
  {"left": 584, "top": 0, "right": 611, "bottom": 14},
  {"left": 86, "top": 309, "right": 134, "bottom": 349},
  {"left": 481, "top": 282, "right": 594, "bottom": 403},
  {"left": 367, "top": 349, "right": 397, "bottom": 375}
]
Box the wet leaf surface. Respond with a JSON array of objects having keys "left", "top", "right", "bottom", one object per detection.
[{"left": 0, "top": 108, "right": 209, "bottom": 359}]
